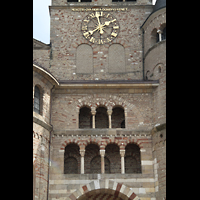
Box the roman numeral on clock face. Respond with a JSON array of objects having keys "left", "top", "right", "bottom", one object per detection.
[
  {"left": 111, "top": 32, "right": 117, "bottom": 37},
  {"left": 89, "top": 37, "right": 96, "bottom": 43},
  {"left": 83, "top": 32, "right": 90, "bottom": 38},
  {"left": 82, "top": 26, "right": 87, "bottom": 31}
]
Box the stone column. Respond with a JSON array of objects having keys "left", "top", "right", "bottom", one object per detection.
[
  {"left": 120, "top": 150, "right": 125, "bottom": 174},
  {"left": 157, "top": 29, "right": 162, "bottom": 42},
  {"left": 80, "top": 150, "right": 85, "bottom": 174},
  {"left": 91, "top": 110, "right": 96, "bottom": 129},
  {"left": 107, "top": 110, "right": 113, "bottom": 129},
  {"left": 100, "top": 150, "right": 105, "bottom": 174}
]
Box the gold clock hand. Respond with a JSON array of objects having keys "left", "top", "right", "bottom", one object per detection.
[
  {"left": 88, "top": 27, "right": 99, "bottom": 35},
  {"left": 95, "top": 12, "right": 104, "bottom": 35},
  {"left": 102, "top": 19, "right": 117, "bottom": 27}
]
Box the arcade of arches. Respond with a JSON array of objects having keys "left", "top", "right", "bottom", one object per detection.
[
  {"left": 64, "top": 143, "right": 141, "bottom": 174},
  {"left": 79, "top": 106, "right": 125, "bottom": 129}
]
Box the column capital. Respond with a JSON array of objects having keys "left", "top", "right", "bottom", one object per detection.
[
  {"left": 91, "top": 110, "right": 96, "bottom": 115},
  {"left": 107, "top": 110, "right": 113, "bottom": 115},
  {"left": 157, "top": 29, "right": 163, "bottom": 34},
  {"left": 100, "top": 149, "right": 105, "bottom": 157},
  {"left": 120, "top": 149, "right": 125, "bottom": 157},
  {"left": 80, "top": 150, "right": 85, "bottom": 157}
]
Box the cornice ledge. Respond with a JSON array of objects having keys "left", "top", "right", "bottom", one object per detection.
[
  {"left": 151, "top": 123, "right": 166, "bottom": 135},
  {"left": 33, "top": 115, "right": 52, "bottom": 131}
]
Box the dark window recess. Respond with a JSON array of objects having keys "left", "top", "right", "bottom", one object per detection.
[
  {"left": 34, "top": 86, "right": 40, "bottom": 114},
  {"left": 162, "top": 27, "right": 166, "bottom": 40},
  {"left": 64, "top": 157, "right": 78, "bottom": 174},
  {"left": 156, "top": 33, "right": 159, "bottom": 43}
]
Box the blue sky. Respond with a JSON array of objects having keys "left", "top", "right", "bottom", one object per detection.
[
  {"left": 33, "top": 0, "right": 51, "bottom": 44},
  {"left": 33, "top": 0, "right": 157, "bottom": 44}
]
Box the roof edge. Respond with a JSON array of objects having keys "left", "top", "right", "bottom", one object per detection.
[
  {"left": 33, "top": 62, "right": 59, "bottom": 86},
  {"left": 33, "top": 38, "right": 51, "bottom": 50}
]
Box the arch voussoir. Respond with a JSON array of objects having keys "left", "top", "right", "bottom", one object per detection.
[{"left": 71, "top": 180, "right": 140, "bottom": 200}]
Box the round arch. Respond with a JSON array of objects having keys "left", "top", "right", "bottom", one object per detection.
[
  {"left": 75, "top": 95, "right": 144, "bottom": 125},
  {"left": 69, "top": 180, "right": 140, "bottom": 200}
]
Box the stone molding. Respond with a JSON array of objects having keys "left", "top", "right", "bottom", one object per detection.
[
  {"left": 151, "top": 123, "right": 166, "bottom": 135},
  {"left": 33, "top": 114, "right": 52, "bottom": 131},
  {"left": 69, "top": 179, "right": 140, "bottom": 200}
]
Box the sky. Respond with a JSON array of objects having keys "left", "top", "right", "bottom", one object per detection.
[{"left": 33, "top": 0, "right": 157, "bottom": 44}]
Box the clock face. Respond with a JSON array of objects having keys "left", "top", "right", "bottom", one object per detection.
[{"left": 81, "top": 11, "right": 120, "bottom": 45}]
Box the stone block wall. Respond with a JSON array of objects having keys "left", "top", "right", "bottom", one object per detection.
[
  {"left": 49, "top": 4, "right": 153, "bottom": 80},
  {"left": 143, "top": 7, "right": 166, "bottom": 127},
  {"left": 51, "top": 90, "right": 154, "bottom": 131},
  {"left": 33, "top": 67, "right": 55, "bottom": 200},
  {"left": 52, "top": 0, "right": 152, "bottom": 6},
  {"left": 49, "top": 133, "right": 155, "bottom": 199},
  {"left": 33, "top": 124, "right": 50, "bottom": 200},
  {"left": 143, "top": 8, "right": 166, "bottom": 55},
  {"left": 33, "top": 49, "right": 50, "bottom": 69},
  {"left": 151, "top": 124, "right": 166, "bottom": 200},
  {"left": 33, "top": 70, "right": 53, "bottom": 124}
]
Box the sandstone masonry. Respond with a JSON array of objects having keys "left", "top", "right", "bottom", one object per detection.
[{"left": 33, "top": 1, "right": 166, "bottom": 200}]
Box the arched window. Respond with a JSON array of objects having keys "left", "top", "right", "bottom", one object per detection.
[
  {"left": 85, "top": 144, "right": 100, "bottom": 174},
  {"left": 111, "top": 106, "right": 125, "bottom": 128},
  {"left": 105, "top": 144, "right": 121, "bottom": 173},
  {"left": 95, "top": 106, "right": 109, "bottom": 128},
  {"left": 162, "top": 27, "right": 166, "bottom": 40},
  {"left": 34, "top": 85, "right": 41, "bottom": 114},
  {"left": 64, "top": 144, "right": 80, "bottom": 174},
  {"left": 151, "top": 28, "right": 159, "bottom": 46},
  {"left": 79, "top": 107, "right": 92, "bottom": 129},
  {"left": 90, "top": 155, "right": 101, "bottom": 174},
  {"left": 105, "top": 156, "right": 110, "bottom": 174},
  {"left": 125, "top": 143, "right": 141, "bottom": 173},
  {"left": 64, "top": 157, "right": 78, "bottom": 174}
]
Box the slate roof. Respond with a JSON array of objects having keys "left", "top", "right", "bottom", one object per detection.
[{"left": 153, "top": 0, "right": 166, "bottom": 12}]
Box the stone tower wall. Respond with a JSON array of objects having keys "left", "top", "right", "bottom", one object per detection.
[
  {"left": 33, "top": 1, "right": 166, "bottom": 200},
  {"left": 142, "top": 6, "right": 166, "bottom": 200},
  {"left": 49, "top": 2, "right": 153, "bottom": 80}
]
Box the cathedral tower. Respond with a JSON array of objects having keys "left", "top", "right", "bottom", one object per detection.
[{"left": 33, "top": 0, "right": 166, "bottom": 199}]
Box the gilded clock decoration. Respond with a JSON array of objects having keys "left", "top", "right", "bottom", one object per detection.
[{"left": 81, "top": 11, "right": 120, "bottom": 45}]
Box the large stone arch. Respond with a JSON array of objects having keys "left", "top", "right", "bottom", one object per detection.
[{"left": 69, "top": 180, "right": 140, "bottom": 200}]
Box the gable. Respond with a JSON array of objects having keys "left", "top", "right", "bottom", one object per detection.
[{"left": 33, "top": 38, "right": 50, "bottom": 50}]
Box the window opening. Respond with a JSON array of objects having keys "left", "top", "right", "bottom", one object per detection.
[
  {"left": 162, "top": 27, "right": 166, "bottom": 40},
  {"left": 105, "top": 144, "right": 121, "bottom": 173},
  {"left": 64, "top": 144, "right": 80, "bottom": 174},
  {"left": 95, "top": 107, "right": 109, "bottom": 128},
  {"left": 79, "top": 107, "right": 92, "bottom": 128},
  {"left": 125, "top": 143, "right": 141, "bottom": 173},
  {"left": 111, "top": 107, "right": 125, "bottom": 128},
  {"left": 85, "top": 144, "right": 100, "bottom": 174},
  {"left": 34, "top": 86, "right": 40, "bottom": 114}
]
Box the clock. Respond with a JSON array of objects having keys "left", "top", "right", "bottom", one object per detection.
[{"left": 81, "top": 11, "right": 120, "bottom": 45}]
